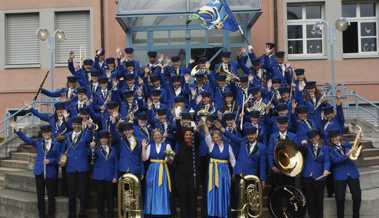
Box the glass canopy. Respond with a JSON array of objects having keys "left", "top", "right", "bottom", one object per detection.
[{"left": 116, "top": 0, "right": 262, "bottom": 64}]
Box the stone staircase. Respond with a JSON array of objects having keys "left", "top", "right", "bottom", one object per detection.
[{"left": 1, "top": 127, "right": 379, "bottom": 218}]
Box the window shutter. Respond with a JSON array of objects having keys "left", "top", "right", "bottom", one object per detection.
[
  {"left": 6, "top": 13, "right": 40, "bottom": 65},
  {"left": 55, "top": 11, "right": 90, "bottom": 64}
]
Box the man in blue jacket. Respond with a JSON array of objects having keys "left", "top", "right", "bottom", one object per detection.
[
  {"left": 91, "top": 130, "right": 118, "bottom": 218},
  {"left": 329, "top": 129, "right": 361, "bottom": 218},
  {"left": 267, "top": 116, "right": 298, "bottom": 188},
  {"left": 300, "top": 129, "right": 330, "bottom": 218},
  {"left": 12, "top": 123, "right": 61, "bottom": 218},
  {"left": 63, "top": 117, "right": 94, "bottom": 218}
]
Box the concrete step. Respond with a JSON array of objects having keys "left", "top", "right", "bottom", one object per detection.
[
  {"left": 357, "top": 156, "right": 379, "bottom": 167},
  {"left": 0, "top": 160, "right": 31, "bottom": 170},
  {"left": 0, "top": 176, "right": 4, "bottom": 188},
  {"left": 17, "top": 144, "right": 36, "bottom": 153},
  {"left": 0, "top": 189, "right": 69, "bottom": 218},
  {"left": 358, "top": 167, "right": 379, "bottom": 190},
  {"left": 10, "top": 152, "right": 36, "bottom": 162},
  {"left": 324, "top": 187, "right": 379, "bottom": 218},
  {"left": 4, "top": 172, "right": 35, "bottom": 193},
  {"left": 0, "top": 167, "right": 25, "bottom": 177},
  {"left": 362, "top": 148, "right": 379, "bottom": 158}
]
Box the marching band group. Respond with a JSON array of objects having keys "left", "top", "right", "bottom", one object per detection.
[{"left": 10, "top": 43, "right": 362, "bottom": 218}]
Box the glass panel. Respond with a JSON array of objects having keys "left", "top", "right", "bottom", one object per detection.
[
  {"left": 288, "top": 40, "right": 303, "bottom": 54},
  {"left": 307, "top": 24, "right": 322, "bottom": 39},
  {"left": 343, "top": 22, "right": 358, "bottom": 53},
  {"left": 287, "top": 25, "right": 303, "bottom": 39},
  {"left": 154, "top": 31, "right": 169, "bottom": 45},
  {"left": 132, "top": 32, "right": 148, "bottom": 45},
  {"left": 306, "top": 5, "right": 322, "bottom": 19},
  {"left": 361, "top": 22, "right": 377, "bottom": 37},
  {"left": 191, "top": 0, "right": 261, "bottom": 11},
  {"left": 361, "top": 38, "right": 377, "bottom": 52},
  {"left": 191, "top": 29, "right": 206, "bottom": 44},
  {"left": 118, "top": 0, "right": 187, "bottom": 13},
  {"left": 208, "top": 30, "right": 224, "bottom": 45},
  {"left": 170, "top": 30, "right": 187, "bottom": 45},
  {"left": 307, "top": 40, "right": 322, "bottom": 53},
  {"left": 287, "top": 5, "right": 302, "bottom": 20},
  {"left": 229, "top": 30, "right": 244, "bottom": 43},
  {"left": 360, "top": 3, "right": 376, "bottom": 17},
  {"left": 342, "top": 3, "right": 356, "bottom": 18}
]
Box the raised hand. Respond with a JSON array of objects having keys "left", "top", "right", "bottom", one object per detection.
[
  {"left": 9, "top": 120, "right": 17, "bottom": 130},
  {"left": 142, "top": 139, "right": 148, "bottom": 150},
  {"left": 336, "top": 89, "right": 343, "bottom": 106},
  {"left": 68, "top": 51, "right": 75, "bottom": 61}
]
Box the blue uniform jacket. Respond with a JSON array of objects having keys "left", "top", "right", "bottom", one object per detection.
[
  {"left": 92, "top": 145, "right": 118, "bottom": 181},
  {"left": 111, "top": 124, "right": 144, "bottom": 176},
  {"left": 16, "top": 131, "right": 61, "bottom": 178},
  {"left": 235, "top": 140, "right": 267, "bottom": 182},
  {"left": 301, "top": 143, "right": 330, "bottom": 179},
  {"left": 322, "top": 105, "right": 345, "bottom": 141},
  {"left": 329, "top": 142, "right": 359, "bottom": 180},
  {"left": 31, "top": 108, "right": 70, "bottom": 137},
  {"left": 63, "top": 129, "right": 93, "bottom": 173}
]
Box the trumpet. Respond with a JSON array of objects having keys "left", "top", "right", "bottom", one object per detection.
[{"left": 349, "top": 124, "right": 363, "bottom": 160}]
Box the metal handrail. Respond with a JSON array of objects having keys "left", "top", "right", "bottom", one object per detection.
[{"left": 0, "top": 99, "right": 57, "bottom": 139}]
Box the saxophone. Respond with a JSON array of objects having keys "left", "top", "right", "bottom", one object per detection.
[
  {"left": 349, "top": 124, "right": 363, "bottom": 160},
  {"left": 232, "top": 175, "right": 263, "bottom": 218},
  {"left": 118, "top": 173, "right": 142, "bottom": 218}
]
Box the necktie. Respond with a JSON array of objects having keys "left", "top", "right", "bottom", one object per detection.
[
  {"left": 304, "top": 120, "right": 312, "bottom": 129},
  {"left": 103, "top": 145, "right": 109, "bottom": 158},
  {"left": 102, "top": 89, "right": 107, "bottom": 99},
  {"left": 313, "top": 144, "right": 319, "bottom": 158},
  {"left": 73, "top": 133, "right": 79, "bottom": 144},
  {"left": 45, "top": 140, "right": 51, "bottom": 153}
]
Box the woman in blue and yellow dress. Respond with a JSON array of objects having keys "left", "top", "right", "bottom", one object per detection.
[
  {"left": 142, "top": 127, "right": 174, "bottom": 217},
  {"left": 201, "top": 120, "right": 236, "bottom": 218}
]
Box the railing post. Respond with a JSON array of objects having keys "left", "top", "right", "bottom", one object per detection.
[{"left": 354, "top": 95, "right": 359, "bottom": 118}]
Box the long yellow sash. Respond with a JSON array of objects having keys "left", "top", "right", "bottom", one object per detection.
[
  {"left": 208, "top": 158, "right": 229, "bottom": 192},
  {"left": 150, "top": 159, "right": 172, "bottom": 192}
]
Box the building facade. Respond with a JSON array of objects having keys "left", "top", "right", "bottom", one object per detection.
[{"left": 0, "top": 0, "right": 378, "bottom": 118}]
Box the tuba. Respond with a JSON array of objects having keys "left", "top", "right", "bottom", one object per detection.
[
  {"left": 232, "top": 175, "right": 263, "bottom": 218},
  {"left": 269, "top": 185, "right": 307, "bottom": 218},
  {"left": 274, "top": 139, "right": 304, "bottom": 177},
  {"left": 118, "top": 173, "right": 142, "bottom": 218},
  {"left": 349, "top": 124, "right": 363, "bottom": 160}
]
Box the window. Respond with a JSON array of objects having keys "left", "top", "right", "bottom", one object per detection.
[
  {"left": 342, "top": 2, "right": 378, "bottom": 54},
  {"left": 55, "top": 11, "right": 90, "bottom": 64},
  {"left": 5, "top": 13, "right": 40, "bottom": 65},
  {"left": 286, "top": 3, "right": 325, "bottom": 56}
]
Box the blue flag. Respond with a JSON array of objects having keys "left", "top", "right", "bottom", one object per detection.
[{"left": 195, "top": 0, "right": 243, "bottom": 33}]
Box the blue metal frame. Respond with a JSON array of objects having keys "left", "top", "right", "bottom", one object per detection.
[{"left": 116, "top": 2, "right": 262, "bottom": 63}]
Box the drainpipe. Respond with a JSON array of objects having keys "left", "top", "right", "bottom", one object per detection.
[
  {"left": 273, "top": 0, "right": 279, "bottom": 48},
  {"left": 100, "top": 0, "right": 105, "bottom": 49}
]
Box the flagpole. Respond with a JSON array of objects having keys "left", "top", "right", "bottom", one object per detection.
[{"left": 238, "top": 26, "right": 247, "bottom": 44}]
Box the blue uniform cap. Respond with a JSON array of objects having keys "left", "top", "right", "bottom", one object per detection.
[
  {"left": 221, "top": 51, "right": 232, "bottom": 58},
  {"left": 124, "top": 47, "right": 134, "bottom": 54},
  {"left": 40, "top": 125, "right": 52, "bottom": 133},
  {"left": 105, "top": 57, "right": 115, "bottom": 65},
  {"left": 147, "top": 51, "right": 158, "bottom": 58},
  {"left": 277, "top": 116, "right": 289, "bottom": 124},
  {"left": 295, "top": 68, "right": 305, "bottom": 76},
  {"left": 54, "top": 102, "right": 66, "bottom": 110},
  {"left": 83, "top": 59, "right": 94, "bottom": 66}
]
